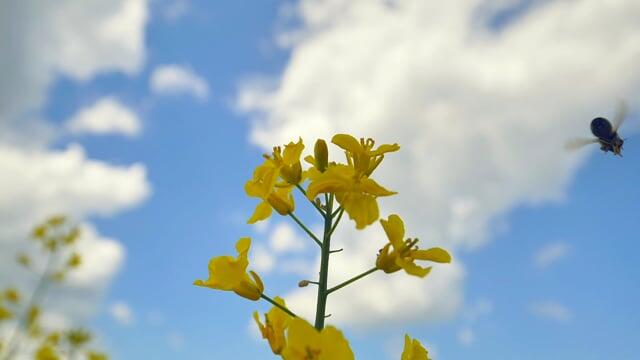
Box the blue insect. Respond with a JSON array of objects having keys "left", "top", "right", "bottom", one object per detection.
[{"left": 566, "top": 101, "right": 628, "bottom": 157}]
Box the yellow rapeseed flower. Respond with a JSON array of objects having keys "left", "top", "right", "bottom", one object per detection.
[
  {"left": 401, "top": 334, "right": 430, "bottom": 360},
  {"left": 194, "top": 238, "right": 264, "bottom": 301},
  {"left": 4, "top": 287, "right": 20, "bottom": 303},
  {"left": 0, "top": 305, "right": 13, "bottom": 321},
  {"left": 67, "top": 253, "right": 82, "bottom": 268},
  {"left": 376, "top": 215, "right": 451, "bottom": 277},
  {"left": 281, "top": 318, "right": 354, "bottom": 360},
  {"left": 253, "top": 296, "right": 292, "bottom": 354},
  {"left": 245, "top": 139, "right": 304, "bottom": 223},
  {"left": 35, "top": 344, "right": 60, "bottom": 360},
  {"left": 332, "top": 134, "right": 399, "bottom": 176},
  {"left": 87, "top": 351, "right": 109, "bottom": 360},
  {"left": 307, "top": 164, "right": 396, "bottom": 229}
]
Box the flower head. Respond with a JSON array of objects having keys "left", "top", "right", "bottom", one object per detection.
[
  {"left": 376, "top": 215, "right": 451, "bottom": 277},
  {"left": 332, "top": 134, "right": 399, "bottom": 176},
  {"left": 281, "top": 318, "right": 354, "bottom": 360},
  {"left": 307, "top": 164, "right": 395, "bottom": 229},
  {"left": 194, "top": 238, "right": 264, "bottom": 301},
  {"left": 245, "top": 139, "right": 304, "bottom": 223},
  {"left": 253, "top": 296, "right": 292, "bottom": 354},
  {"left": 401, "top": 334, "right": 431, "bottom": 360}
]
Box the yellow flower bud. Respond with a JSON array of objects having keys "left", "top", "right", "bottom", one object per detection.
[
  {"left": 314, "top": 139, "right": 328, "bottom": 172},
  {"left": 280, "top": 162, "right": 302, "bottom": 185},
  {"left": 267, "top": 188, "right": 295, "bottom": 215}
]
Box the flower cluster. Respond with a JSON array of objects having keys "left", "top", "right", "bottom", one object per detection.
[
  {"left": 0, "top": 216, "right": 110, "bottom": 360},
  {"left": 195, "top": 135, "right": 451, "bottom": 359}
]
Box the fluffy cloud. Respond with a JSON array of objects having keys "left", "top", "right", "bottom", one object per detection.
[
  {"left": 110, "top": 301, "right": 135, "bottom": 326},
  {"left": 66, "top": 97, "right": 142, "bottom": 137},
  {"left": 529, "top": 301, "right": 572, "bottom": 322},
  {"left": 150, "top": 64, "right": 210, "bottom": 100},
  {"left": 0, "top": 0, "right": 151, "bottom": 341},
  {"left": 534, "top": 241, "right": 570, "bottom": 268},
  {"left": 238, "top": 0, "right": 640, "bottom": 328}
]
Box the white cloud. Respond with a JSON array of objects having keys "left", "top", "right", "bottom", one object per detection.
[
  {"left": 269, "top": 222, "right": 306, "bottom": 253},
  {"left": 167, "top": 332, "right": 185, "bottom": 351},
  {"left": 66, "top": 97, "right": 142, "bottom": 137},
  {"left": 251, "top": 243, "right": 276, "bottom": 273},
  {"left": 534, "top": 242, "right": 570, "bottom": 268},
  {"left": 529, "top": 301, "right": 572, "bottom": 322},
  {"left": 238, "top": 0, "right": 640, "bottom": 328},
  {"left": 150, "top": 64, "right": 210, "bottom": 100},
  {"left": 457, "top": 327, "right": 475, "bottom": 346},
  {"left": 110, "top": 301, "right": 135, "bottom": 326}
]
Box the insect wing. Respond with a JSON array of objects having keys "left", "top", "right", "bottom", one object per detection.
[
  {"left": 565, "top": 137, "right": 599, "bottom": 151},
  {"left": 612, "top": 99, "right": 628, "bottom": 132}
]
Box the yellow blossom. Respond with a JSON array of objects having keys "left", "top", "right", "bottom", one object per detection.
[
  {"left": 35, "top": 344, "right": 60, "bottom": 360},
  {"left": 307, "top": 164, "right": 396, "bottom": 229},
  {"left": 194, "top": 238, "right": 264, "bottom": 301},
  {"left": 4, "top": 287, "right": 20, "bottom": 303},
  {"left": 66, "top": 329, "right": 91, "bottom": 347},
  {"left": 332, "top": 134, "right": 399, "bottom": 176},
  {"left": 281, "top": 318, "right": 354, "bottom": 360},
  {"left": 253, "top": 296, "right": 292, "bottom": 354},
  {"left": 87, "top": 351, "right": 109, "bottom": 360},
  {"left": 67, "top": 253, "right": 82, "bottom": 268},
  {"left": 0, "top": 305, "right": 13, "bottom": 321},
  {"left": 376, "top": 215, "right": 451, "bottom": 277},
  {"left": 401, "top": 334, "right": 430, "bottom": 360},
  {"left": 17, "top": 253, "right": 31, "bottom": 268},
  {"left": 245, "top": 139, "right": 304, "bottom": 223}
]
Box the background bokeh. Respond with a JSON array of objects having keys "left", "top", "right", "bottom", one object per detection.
[{"left": 1, "top": 0, "right": 639, "bottom": 358}]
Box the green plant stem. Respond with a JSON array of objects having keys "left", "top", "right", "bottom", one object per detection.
[
  {"left": 295, "top": 184, "right": 325, "bottom": 216},
  {"left": 260, "top": 294, "right": 298, "bottom": 318},
  {"left": 2, "top": 251, "right": 55, "bottom": 360},
  {"left": 327, "top": 267, "right": 378, "bottom": 295},
  {"left": 331, "top": 207, "right": 342, "bottom": 218},
  {"left": 314, "top": 194, "right": 334, "bottom": 330},
  {"left": 288, "top": 212, "right": 322, "bottom": 247},
  {"left": 329, "top": 208, "right": 344, "bottom": 236}
]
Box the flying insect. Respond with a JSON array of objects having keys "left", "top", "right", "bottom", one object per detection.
[{"left": 565, "top": 101, "right": 628, "bottom": 157}]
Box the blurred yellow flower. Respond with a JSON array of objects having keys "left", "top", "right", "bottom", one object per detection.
[
  {"left": 194, "top": 238, "right": 264, "bottom": 301},
  {"left": 35, "top": 344, "right": 60, "bottom": 360},
  {"left": 4, "top": 287, "right": 20, "bottom": 303},
  {"left": 0, "top": 305, "right": 13, "bottom": 321},
  {"left": 401, "top": 334, "right": 430, "bottom": 360},
  {"left": 87, "top": 351, "right": 109, "bottom": 360},
  {"left": 307, "top": 164, "right": 396, "bottom": 229},
  {"left": 17, "top": 253, "right": 31, "bottom": 268},
  {"left": 245, "top": 139, "right": 304, "bottom": 223},
  {"left": 281, "top": 318, "right": 354, "bottom": 360},
  {"left": 66, "top": 329, "right": 92, "bottom": 347},
  {"left": 67, "top": 253, "right": 82, "bottom": 268},
  {"left": 376, "top": 215, "right": 451, "bottom": 277},
  {"left": 253, "top": 296, "right": 292, "bottom": 354}
]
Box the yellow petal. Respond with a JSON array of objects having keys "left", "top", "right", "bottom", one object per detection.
[
  {"left": 397, "top": 257, "right": 432, "bottom": 278},
  {"left": 370, "top": 143, "right": 400, "bottom": 156},
  {"left": 248, "top": 201, "right": 273, "bottom": 224},
  {"left": 360, "top": 177, "right": 396, "bottom": 197},
  {"left": 283, "top": 138, "right": 304, "bottom": 165},
  {"left": 332, "top": 134, "right": 363, "bottom": 154},
  {"left": 401, "top": 334, "right": 430, "bottom": 360},
  {"left": 319, "top": 326, "right": 355, "bottom": 360},
  {"left": 380, "top": 214, "right": 405, "bottom": 247},
  {"left": 282, "top": 318, "right": 322, "bottom": 359},
  {"left": 338, "top": 192, "right": 379, "bottom": 229},
  {"left": 413, "top": 247, "right": 451, "bottom": 263}
]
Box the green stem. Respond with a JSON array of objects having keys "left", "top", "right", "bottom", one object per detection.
[
  {"left": 295, "top": 184, "right": 325, "bottom": 216},
  {"left": 314, "top": 194, "right": 334, "bottom": 330},
  {"left": 327, "top": 267, "right": 378, "bottom": 295},
  {"left": 260, "top": 294, "right": 298, "bottom": 318},
  {"left": 331, "top": 207, "right": 342, "bottom": 218},
  {"left": 2, "top": 251, "right": 56, "bottom": 360},
  {"left": 288, "top": 213, "right": 322, "bottom": 247},
  {"left": 329, "top": 208, "right": 344, "bottom": 236}
]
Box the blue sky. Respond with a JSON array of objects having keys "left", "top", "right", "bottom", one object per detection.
[{"left": 1, "top": 1, "right": 640, "bottom": 359}]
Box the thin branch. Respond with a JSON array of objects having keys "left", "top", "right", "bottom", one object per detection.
[
  {"left": 260, "top": 294, "right": 298, "bottom": 318},
  {"left": 327, "top": 267, "right": 378, "bottom": 295},
  {"left": 295, "top": 184, "right": 325, "bottom": 216},
  {"left": 329, "top": 208, "right": 345, "bottom": 237},
  {"left": 288, "top": 213, "right": 322, "bottom": 247}
]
